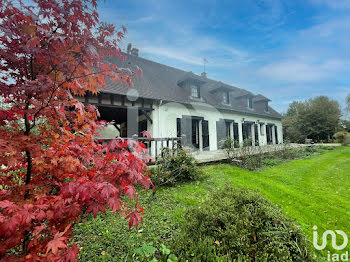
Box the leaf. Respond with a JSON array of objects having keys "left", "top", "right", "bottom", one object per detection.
[
  {"left": 167, "top": 254, "right": 178, "bottom": 262},
  {"left": 125, "top": 210, "right": 142, "bottom": 229},
  {"left": 64, "top": 202, "right": 81, "bottom": 218},
  {"left": 46, "top": 232, "right": 68, "bottom": 255},
  {"left": 107, "top": 197, "right": 121, "bottom": 213},
  {"left": 99, "top": 182, "right": 118, "bottom": 198},
  {"left": 134, "top": 243, "right": 156, "bottom": 257},
  {"left": 26, "top": 37, "right": 40, "bottom": 48},
  {"left": 64, "top": 243, "right": 79, "bottom": 262},
  {"left": 160, "top": 244, "right": 170, "bottom": 255},
  {"left": 0, "top": 200, "right": 15, "bottom": 210},
  {"left": 123, "top": 185, "right": 135, "bottom": 200},
  {"left": 141, "top": 130, "right": 151, "bottom": 141},
  {"left": 85, "top": 201, "right": 106, "bottom": 218}
]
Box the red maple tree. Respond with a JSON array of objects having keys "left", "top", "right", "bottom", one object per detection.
[{"left": 0, "top": 0, "right": 152, "bottom": 260}]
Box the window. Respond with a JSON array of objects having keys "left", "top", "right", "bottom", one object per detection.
[
  {"left": 264, "top": 102, "right": 269, "bottom": 112},
  {"left": 190, "top": 85, "right": 200, "bottom": 98},
  {"left": 247, "top": 97, "right": 253, "bottom": 109},
  {"left": 222, "top": 91, "right": 229, "bottom": 104}
]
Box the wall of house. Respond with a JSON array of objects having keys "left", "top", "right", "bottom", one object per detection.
[{"left": 150, "top": 100, "right": 283, "bottom": 151}]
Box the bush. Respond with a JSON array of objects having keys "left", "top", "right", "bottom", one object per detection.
[
  {"left": 334, "top": 131, "right": 350, "bottom": 146},
  {"left": 150, "top": 148, "right": 200, "bottom": 188},
  {"left": 334, "top": 131, "right": 350, "bottom": 145},
  {"left": 221, "top": 136, "right": 239, "bottom": 161},
  {"left": 173, "top": 187, "right": 316, "bottom": 262},
  {"left": 261, "top": 158, "right": 284, "bottom": 167},
  {"left": 238, "top": 153, "right": 264, "bottom": 170},
  {"left": 343, "top": 133, "right": 350, "bottom": 146},
  {"left": 317, "top": 145, "right": 336, "bottom": 150}
]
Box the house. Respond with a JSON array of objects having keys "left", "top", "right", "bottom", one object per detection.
[{"left": 76, "top": 47, "right": 283, "bottom": 156}]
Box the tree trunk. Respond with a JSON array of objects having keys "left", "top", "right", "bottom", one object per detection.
[{"left": 25, "top": 150, "right": 32, "bottom": 185}]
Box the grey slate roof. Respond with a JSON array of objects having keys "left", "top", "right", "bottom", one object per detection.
[
  {"left": 253, "top": 94, "right": 271, "bottom": 102},
  {"left": 103, "top": 54, "right": 282, "bottom": 119}
]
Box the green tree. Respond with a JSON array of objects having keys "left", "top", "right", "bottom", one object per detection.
[
  {"left": 283, "top": 96, "right": 341, "bottom": 142},
  {"left": 337, "top": 119, "right": 350, "bottom": 132},
  {"left": 282, "top": 101, "right": 307, "bottom": 143},
  {"left": 346, "top": 94, "right": 350, "bottom": 114}
]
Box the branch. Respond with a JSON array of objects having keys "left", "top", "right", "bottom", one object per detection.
[{"left": 29, "top": 85, "right": 58, "bottom": 130}]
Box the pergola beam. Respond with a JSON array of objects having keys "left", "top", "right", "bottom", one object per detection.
[{"left": 141, "top": 109, "right": 153, "bottom": 124}]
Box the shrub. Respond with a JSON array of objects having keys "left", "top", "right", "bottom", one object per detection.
[
  {"left": 173, "top": 187, "right": 316, "bottom": 262},
  {"left": 343, "top": 133, "right": 350, "bottom": 146},
  {"left": 221, "top": 136, "right": 239, "bottom": 161},
  {"left": 334, "top": 131, "right": 349, "bottom": 144},
  {"left": 261, "top": 158, "right": 284, "bottom": 167},
  {"left": 318, "top": 145, "right": 335, "bottom": 150},
  {"left": 239, "top": 153, "right": 263, "bottom": 170},
  {"left": 236, "top": 145, "right": 264, "bottom": 170},
  {"left": 304, "top": 145, "right": 318, "bottom": 153},
  {"left": 150, "top": 148, "right": 200, "bottom": 188}
]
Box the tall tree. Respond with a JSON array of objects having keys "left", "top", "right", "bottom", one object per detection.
[
  {"left": 0, "top": 0, "right": 151, "bottom": 260},
  {"left": 282, "top": 101, "right": 307, "bottom": 143},
  {"left": 283, "top": 96, "right": 341, "bottom": 142}
]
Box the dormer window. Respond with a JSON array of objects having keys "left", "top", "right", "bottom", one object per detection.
[
  {"left": 191, "top": 85, "right": 200, "bottom": 98},
  {"left": 264, "top": 102, "right": 269, "bottom": 112},
  {"left": 247, "top": 97, "right": 253, "bottom": 109},
  {"left": 222, "top": 91, "right": 229, "bottom": 104}
]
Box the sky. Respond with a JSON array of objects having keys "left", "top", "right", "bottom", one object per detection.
[{"left": 97, "top": 0, "right": 350, "bottom": 115}]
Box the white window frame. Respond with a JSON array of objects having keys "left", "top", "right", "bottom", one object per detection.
[
  {"left": 264, "top": 101, "right": 269, "bottom": 112},
  {"left": 247, "top": 97, "right": 253, "bottom": 109},
  {"left": 222, "top": 91, "right": 229, "bottom": 104},
  {"left": 190, "top": 85, "right": 200, "bottom": 98}
]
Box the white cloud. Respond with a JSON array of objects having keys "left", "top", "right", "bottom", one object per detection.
[
  {"left": 141, "top": 46, "right": 204, "bottom": 65},
  {"left": 257, "top": 59, "right": 347, "bottom": 82},
  {"left": 309, "top": 0, "right": 350, "bottom": 9}
]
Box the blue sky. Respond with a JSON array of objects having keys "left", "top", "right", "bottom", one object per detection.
[{"left": 97, "top": 0, "right": 350, "bottom": 115}]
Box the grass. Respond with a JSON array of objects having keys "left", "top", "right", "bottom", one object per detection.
[{"left": 73, "top": 146, "right": 350, "bottom": 261}]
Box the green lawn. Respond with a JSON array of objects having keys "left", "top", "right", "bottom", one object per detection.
[{"left": 74, "top": 146, "right": 350, "bottom": 261}]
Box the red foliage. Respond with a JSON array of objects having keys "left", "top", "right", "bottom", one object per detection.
[{"left": 0, "top": 0, "right": 151, "bottom": 260}]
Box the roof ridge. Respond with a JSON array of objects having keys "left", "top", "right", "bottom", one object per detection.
[
  {"left": 124, "top": 53, "right": 250, "bottom": 93},
  {"left": 124, "top": 52, "right": 188, "bottom": 75}
]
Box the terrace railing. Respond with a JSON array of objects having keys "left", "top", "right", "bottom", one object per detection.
[{"left": 101, "top": 135, "right": 184, "bottom": 161}]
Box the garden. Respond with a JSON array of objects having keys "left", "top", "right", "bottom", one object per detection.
[{"left": 73, "top": 146, "right": 350, "bottom": 261}]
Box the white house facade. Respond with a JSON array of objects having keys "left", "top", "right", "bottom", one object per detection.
[
  {"left": 77, "top": 48, "right": 283, "bottom": 156},
  {"left": 150, "top": 102, "right": 282, "bottom": 152}
]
